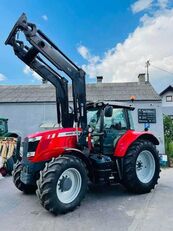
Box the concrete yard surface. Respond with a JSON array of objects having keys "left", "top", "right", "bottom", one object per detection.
[{"left": 0, "top": 168, "right": 173, "bottom": 231}]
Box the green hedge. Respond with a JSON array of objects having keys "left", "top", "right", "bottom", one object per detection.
[
  {"left": 164, "top": 115, "right": 173, "bottom": 159},
  {"left": 168, "top": 142, "right": 173, "bottom": 158}
]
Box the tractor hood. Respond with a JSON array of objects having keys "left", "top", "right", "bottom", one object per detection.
[
  {"left": 27, "top": 127, "right": 82, "bottom": 139},
  {"left": 27, "top": 128, "right": 62, "bottom": 139},
  {"left": 25, "top": 127, "right": 82, "bottom": 163}
]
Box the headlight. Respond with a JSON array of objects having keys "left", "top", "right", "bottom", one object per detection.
[
  {"left": 28, "top": 136, "right": 42, "bottom": 142},
  {"left": 27, "top": 136, "right": 42, "bottom": 158},
  {"left": 27, "top": 152, "right": 35, "bottom": 157}
]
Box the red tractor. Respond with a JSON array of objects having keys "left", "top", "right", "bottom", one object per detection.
[{"left": 5, "top": 14, "right": 160, "bottom": 215}]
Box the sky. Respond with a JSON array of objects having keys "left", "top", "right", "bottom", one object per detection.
[{"left": 0, "top": 0, "right": 173, "bottom": 93}]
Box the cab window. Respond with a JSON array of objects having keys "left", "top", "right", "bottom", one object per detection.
[
  {"left": 128, "top": 110, "right": 134, "bottom": 130},
  {"left": 87, "top": 108, "right": 100, "bottom": 130},
  {"left": 104, "top": 108, "right": 127, "bottom": 130}
]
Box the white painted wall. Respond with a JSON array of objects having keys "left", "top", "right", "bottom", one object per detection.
[
  {"left": 0, "top": 100, "right": 165, "bottom": 154},
  {"left": 161, "top": 91, "right": 173, "bottom": 117},
  {"left": 131, "top": 101, "right": 165, "bottom": 154},
  {"left": 0, "top": 103, "right": 57, "bottom": 138},
  {"left": 161, "top": 91, "right": 173, "bottom": 107}
]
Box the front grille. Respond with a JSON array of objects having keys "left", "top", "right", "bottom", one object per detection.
[
  {"left": 28, "top": 140, "right": 40, "bottom": 152},
  {"left": 22, "top": 137, "right": 40, "bottom": 158}
]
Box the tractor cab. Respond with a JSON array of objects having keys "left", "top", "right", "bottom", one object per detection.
[
  {"left": 86, "top": 102, "right": 134, "bottom": 155},
  {"left": 0, "top": 118, "right": 8, "bottom": 136}
]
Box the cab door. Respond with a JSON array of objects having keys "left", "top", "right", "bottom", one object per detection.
[{"left": 103, "top": 108, "right": 128, "bottom": 155}]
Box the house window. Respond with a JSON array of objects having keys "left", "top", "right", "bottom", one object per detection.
[{"left": 166, "top": 95, "right": 172, "bottom": 102}]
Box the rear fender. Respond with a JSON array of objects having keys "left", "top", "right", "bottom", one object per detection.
[{"left": 114, "top": 130, "right": 159, "bottom": 157}]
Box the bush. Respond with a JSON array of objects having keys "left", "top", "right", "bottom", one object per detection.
[
  {"left": 168, "top": 142, "right": 173, "bottom": 158},
  {"left": 163, "top": 115, "right": 173, "bottom": 159}
]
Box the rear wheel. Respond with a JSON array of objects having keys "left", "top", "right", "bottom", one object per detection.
[
  {"left": 13, "top": 162, "right": 36, "bottom": 193},
  {"left": 123, "top": 140, "right": 160, "bottom": 194},
  {"left": 36, "top": 156, "right": 88, "bottom": 215}
]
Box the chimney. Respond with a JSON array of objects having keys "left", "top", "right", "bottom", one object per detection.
[
  {"left": 97, "top": 76, "right": 103, "bottom": 83},
  {"left": 138, "top": 73, "right": 146, "bottom": 83}
]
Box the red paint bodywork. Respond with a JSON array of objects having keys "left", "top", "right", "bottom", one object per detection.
[
  {"left": 28, "top": 128, "right": 159, "bottom": 163},
  {"left": 28, "top": 128, "right": 81, "bottom": 163},
  {"left": 114, "top": 130, "right": 159, "bottom": 157}
]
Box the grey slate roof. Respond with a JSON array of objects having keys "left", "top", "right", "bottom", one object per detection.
[{"left": 0, "top": 82, "right": 161, "bottom": 103}]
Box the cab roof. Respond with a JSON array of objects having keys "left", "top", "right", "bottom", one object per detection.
[
  {"left": 0, "top": 118, "right": 8, "bottom": 121},
  {"left": 86, "top": 101, "right": 135, "bottom": 110}
]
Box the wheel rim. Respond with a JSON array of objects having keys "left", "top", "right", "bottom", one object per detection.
[
  {"left": 56, "top": 168, "right": 82, "bottom": 204},
  {"left": 136, "top": 150, "right": 155, "bottom": 183}
]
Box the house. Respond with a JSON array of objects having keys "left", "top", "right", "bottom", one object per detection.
[
  {"left": 0, "top": 74, "right": 165, "bottom": 153},
  {"left": 160, "top": 85, "right": 173, "bottom": 119}
]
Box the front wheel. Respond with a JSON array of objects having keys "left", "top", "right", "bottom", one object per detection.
[
  {"left": 13, "top": 162, "right": 36, "bottom": 193},
  {"left": 122, "top": 140, "right": 160, "bottom": 194},
  {"left": 36, "top": 156, "right": 88, "bottom": 215}
]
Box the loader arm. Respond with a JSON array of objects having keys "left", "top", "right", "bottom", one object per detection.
[
  {"left": 6, "top": 43, "right": 70, "bottom": 127},
  {"left": 5, "top": 13, "right": 87, "bottom": 129}
]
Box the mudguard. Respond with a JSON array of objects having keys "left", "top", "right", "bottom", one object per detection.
[{"left": 114, "top": 130, "right": 159, "bottom": 157}]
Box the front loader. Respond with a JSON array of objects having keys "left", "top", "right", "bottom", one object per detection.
[{"left": 5, "top": 14, "right": 160, "bottom": 215}]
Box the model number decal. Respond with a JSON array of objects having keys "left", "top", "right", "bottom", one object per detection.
[{"left": 58, "top": 131, "right": 81, "bottom": 137}]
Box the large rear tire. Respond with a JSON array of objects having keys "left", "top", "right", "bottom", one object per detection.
[
  {"left": 36, "top": 156, "right": 88, "bottom": 215},
  {"left": 123, "top": 140, "right": 160, "bottom": 194},
  {"left": 13, "top": 162, "right": 36, "bottom": 194}
]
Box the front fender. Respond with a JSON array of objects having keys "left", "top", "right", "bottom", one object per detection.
[
  {"left": 114, "top": 130, "right": 159, "bottom": 157},
  {"left": 63, "top": 148, "right": 94, "bottom": 181}
]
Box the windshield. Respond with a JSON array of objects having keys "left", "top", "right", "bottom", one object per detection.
[
  {"left": 87, "top": 107, "right": 128, "bottom": 131},
  {"left": 104, "top": 108, "right": 127, "bottom": 130}
]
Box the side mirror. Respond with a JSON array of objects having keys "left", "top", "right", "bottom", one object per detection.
[{"left": 104, "top": 106, "right": 113, "bottom": 117}]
